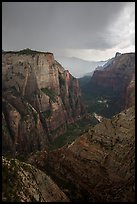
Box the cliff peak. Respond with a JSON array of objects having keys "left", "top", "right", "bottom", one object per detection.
[
  {"left": 3, "top": 48, "right": 53, "bottom": 56},
  {"left": 115, "top": 52, "right": 121, "bottom": 58}
]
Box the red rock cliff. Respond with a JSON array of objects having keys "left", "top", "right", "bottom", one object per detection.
[{"left": 2, "top": 49, "right": 84, "bottom": 157}]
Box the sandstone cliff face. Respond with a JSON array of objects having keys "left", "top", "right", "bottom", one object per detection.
[
  {"left": 91, "top": 53, "right": 135, "bottom": 90},
  {"left": 2, "top": 96, "right": 48, "bottom": 157},
  {"left": 2, "top": 156, "right": 69, "bottom": 202},
  {"left": 80, "top": 53, "right": 135, "bottom": 117},
  {"left": 93, "top": 53, "right": 135, "bottom": 108},
  {"left": 2, "top": 49, "right": 84, "bottom": 156},
  {"left": 28, "top": 106, "right": 135, "bottom": 202}
]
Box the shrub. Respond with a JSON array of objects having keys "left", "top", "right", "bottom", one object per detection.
[{"left": 41, "top": 88, "right": 56, "bottom": 103}]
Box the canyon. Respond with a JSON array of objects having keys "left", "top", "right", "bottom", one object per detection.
[
  {"left": 28, "top": 105, "right": 135, "bottom": 202},
  {"left": 2, "top": 49, "right": 135, "bottom": 202},
  {"left": 79, "top": 52, "right": 135, "bottom": 118}
]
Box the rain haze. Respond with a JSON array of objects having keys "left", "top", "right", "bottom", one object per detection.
[{"left": 2, "top": 2, "right": 135, "bottom": 77}]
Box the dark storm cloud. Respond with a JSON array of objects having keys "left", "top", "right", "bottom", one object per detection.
[{"left": 2, "top": 2, "right": 133, "bottom": 51}]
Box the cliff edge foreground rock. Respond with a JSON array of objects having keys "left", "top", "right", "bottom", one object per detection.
[
  {"left": 2, "top": 156, "right": 69, "bottom": 202},
  {"left": 28, "top": 106, "right": 135, "bottom": 202}
]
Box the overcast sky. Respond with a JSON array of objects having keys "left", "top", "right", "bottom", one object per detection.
[{"left": 2, "top": 2, "right": 135, "bottom": 61}]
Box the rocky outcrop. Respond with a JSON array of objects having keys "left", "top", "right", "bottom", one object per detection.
[
  {"left": 2, "top": 49, "right": 84, "bottom": 156},
  {"left": 2, "top": 156, "right": 69, "bottom": 202},
  {"left": 28, "top": 106, "right": 135, "bottom": 202},
  {"left": 91, "top": 53, "right": 135, "bottom": 92},
  {"left": 80, "top": 52, "right": 135, "bottom": 118}
]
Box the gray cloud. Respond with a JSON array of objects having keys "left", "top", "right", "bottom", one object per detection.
[{"left": 2, "top": 2, "right": 135, "bottom": 58}]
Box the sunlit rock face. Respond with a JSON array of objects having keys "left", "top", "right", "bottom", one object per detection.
[{"left": 2, "top": 49, "right": 84, "bottom": 156}]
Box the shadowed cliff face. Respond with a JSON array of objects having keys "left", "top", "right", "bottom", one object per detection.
[
  {"left": 2, "top": 50, "right": 84, "bottom": 157},
  {"left": 80, "top": 53, "right": 135, "bottom": 118},
  {"left": 28, "top": 106, "right": 135, "bottom": 202},
  {"left": 2, "top": 156, "right": 70, "bottom": 202}
]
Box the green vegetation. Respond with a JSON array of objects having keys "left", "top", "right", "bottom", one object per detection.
[
  {"left": 2, "top": 158, "right": 20, "bottom": 202},
  {"left": 4, "top": 48, "right": 53, "bottom": 55},
  {"left": 33, "top": 111, "right": 37, "bottom": 127},
  {"left": 82, "top": 93, "right": 122, "bottom": 118},
  {"left": 48, "top": 118, "right": 98, "bottom": 151},
  {"left": 41, "top": 87, "right": 56, "bottom": 103},
  {"left": 41, "top": 109, "right": 52, "bottom": 118},
  {"left": 2, "top": 157, "right": 37, "bottom": 202},
  {"left": 78, "top": 76, "right": 91, "bottom": 88},
  {"left": 2, "top": 123, "right": 10, "bottom": 135},
  {"left": 80, "top": 82, "right": 123, "bottom": 118},
  {"left": 10, "top": 86, "right": 17, "bottom": 93},
  {"left": 59, "top": 74, "right": 65, "bottom": 86},
  {"left": 2, "top": 99, "right": 12, "bottom": 110},
  {"left": 79, "top": 77, "right": 111, "bottom": 118}
]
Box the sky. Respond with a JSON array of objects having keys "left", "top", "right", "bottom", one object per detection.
[{"left": 2, "top": 2, "right": 135, "bottom": 62}]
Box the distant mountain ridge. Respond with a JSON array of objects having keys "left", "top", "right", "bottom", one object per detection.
[
  {"left": 80, "top": 53, "right": 122, "bottom": 78},
  {"left": 56, "top": 56, "right": 107, "bottom": 78},
  {"left": 95, "top": 52, "right": 122, "bottom": 71}
]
